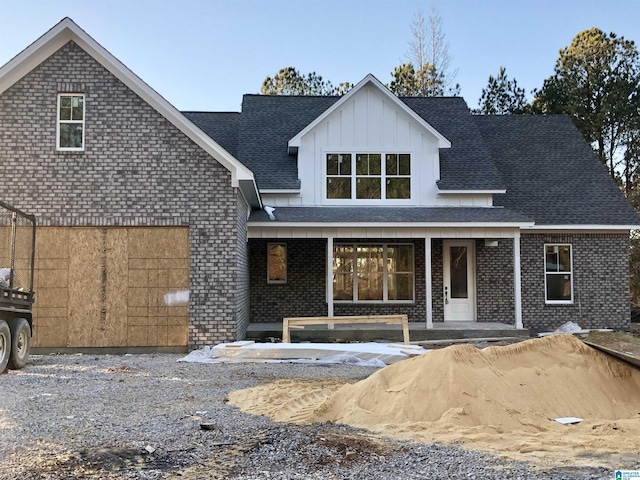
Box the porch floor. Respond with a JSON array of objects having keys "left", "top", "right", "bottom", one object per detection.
[{"left": 246, "top": 321, "right": 531, "bottom": 343}]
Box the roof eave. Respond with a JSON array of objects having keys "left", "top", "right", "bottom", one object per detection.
[
  {"left": 248, "top": 221, "right": 535, "bottom": 228},
  {"left": 0, "top": 17, "right": 259, "bottom": 203}
]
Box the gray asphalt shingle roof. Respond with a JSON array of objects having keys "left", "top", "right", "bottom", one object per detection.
[
  {"left": 249, "top": 206, "right": 532, "bottom": 224},
  {"left": 183, "top": 96, "right": 639, "bottom": 227},
  {"left": 474, "top": 115, "right": 639, "bottom": 225},
  {"left": 182, "top": 111, "right": 240, "bottom": 159}
]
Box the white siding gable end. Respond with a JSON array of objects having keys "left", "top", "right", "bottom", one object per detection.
[{"left": 290, "top": 75, "right": 452, "bottom": 207}]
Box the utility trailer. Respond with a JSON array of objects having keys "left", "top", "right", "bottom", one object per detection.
[{"left": 0, "top": 201, "right": 35, "bottom": 372}]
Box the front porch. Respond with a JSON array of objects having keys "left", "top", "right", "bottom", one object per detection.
[
  {"left": 249, "top": 226, "right": 525, "bottom": 334},
  {"left": 246, "top": 321, "right": 530, "bottom": 343}
]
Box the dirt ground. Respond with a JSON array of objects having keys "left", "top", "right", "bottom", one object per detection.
[{"left": 583, "top": 330, "right": 640, "bottom": 358}]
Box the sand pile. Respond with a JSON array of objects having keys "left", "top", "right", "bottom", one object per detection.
[{"left": 229, "top": 334, "right": 640, "bottom": 468}]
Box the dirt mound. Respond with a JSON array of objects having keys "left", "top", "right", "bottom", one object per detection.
[
  {"left": 229, "top": 335, "right": 640, "bottom": 468},
  {"left": 309, "top": 334, "right": 640, "bottom": 431}
]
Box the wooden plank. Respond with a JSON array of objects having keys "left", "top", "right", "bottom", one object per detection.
[
  {"left": 282, "top": 315, "right": 410, "bottom": 344},
  {"left": 100, "top": 228, "right": 128, "bottom": 347},
  {"left": 67, "top": 228, "right": 103, "bottom": 347},
  {"left": 583, "top": 341, "right": 640, "bottom": 369}
]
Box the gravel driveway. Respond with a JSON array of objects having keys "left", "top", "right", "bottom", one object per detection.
[{"left": 0, "top": 354, "right": 613, "bottom": 479}]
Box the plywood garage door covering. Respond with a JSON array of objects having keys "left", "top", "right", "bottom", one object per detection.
[{"left": 32, "top": 227, "right": 189, "bottom": 348}]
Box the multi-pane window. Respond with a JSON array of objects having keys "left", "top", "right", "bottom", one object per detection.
[
  {"left": 333, "top": 244, "right": 414, "bottom": 302},
  {"left": 545, "top": 244, "right": 572, "bottom": 303},
  {"left": 326, "top": 153, "right": 411, "bottom": 200},
  {"left": 326, "top": 154, "right": 352, "bottom": 199},
  {"left": 267, "top": 243, "right": 287, "bottom": 284},
  {"left": 355, "top": 154, "right": 382, "bottom": 199},
  {"left": 57, "top": 94, "right": 84, "bottom": 150},
  {"left": 385, "top": 154, "right": 411, "bottom": 199}
]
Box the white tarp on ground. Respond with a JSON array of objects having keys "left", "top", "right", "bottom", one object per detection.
[{"left": 178, "top": 341, "right": 429, "bottom": 367}]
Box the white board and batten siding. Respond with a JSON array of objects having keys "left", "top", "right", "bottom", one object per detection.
[{"left": 264, "top": 84, "right": 492, "bottom": 208}]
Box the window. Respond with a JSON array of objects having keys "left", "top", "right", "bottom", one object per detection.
[
  {"left": 57, "top": 94, "right": 84, "bottom": 150},
  {"left": 545, "top": 244, "right": 572, "bottom": 303},
  {"left": 267, "top": 243, "right": 287, "bottom": 284},
  {"left": 326, "top": 153, "right": 411, "bottom": 200},
  {"left": 333, "top": 243, "right": 414, "bottom": 302}
]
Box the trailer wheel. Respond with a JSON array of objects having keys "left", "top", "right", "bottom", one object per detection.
[
  {"left": 8, "top": 318, "right": 31, "bottom": 370},
  {"left": 0, "top": 320, "right": 10, "bottom": 373}
]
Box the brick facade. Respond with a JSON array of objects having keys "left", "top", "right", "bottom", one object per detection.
[
  {"left": 0, "top": 41, "right": 247, "bottom": 348},
  {"left": 475, "top": 239, "right": 515, "bottom": 323},
  {"left": 250, "top": 238, "right": 427, "bottom": 323},
  {"left": 520, "top": 233, "right": 630, "bottom": 332},
  {"left": 250, "top": 234, "right": 631, "bottom": 332}
]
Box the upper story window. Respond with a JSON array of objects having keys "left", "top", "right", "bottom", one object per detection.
[
  {"left": 545, "top": 244, "right": 572, "bottom": 303},
  {"left": 57, "top": 94, "right": 84, "bottom": 151},
  {"left": 326, "top": 153, "right": 411, "bottom": 201}
]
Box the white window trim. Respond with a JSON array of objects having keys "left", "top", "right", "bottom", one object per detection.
[
  {"left": 333, "top": 242, "right": 415, "bottom": 304},
  {"left": 544, "top": 243, "right": 573, "bottom": 304},
  {"left": 267, "top": 242, "right": 287, "bottom": 284},
  {"left": 56, "top": 93, "right": 85, "bottom": 151},
  {"left": 322, "top": 149, "right": 414, "bottom": 206}
]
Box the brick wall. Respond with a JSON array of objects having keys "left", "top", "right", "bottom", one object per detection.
[
  {"left": 235, "top": 195, "right": 250, "bottom": 340},
  {"left": 431, "top": 239, "right": 443, "bottom": 322},
  {"left": 476, "top": 239, "right": 514, "bottom": 323},
  {"left": 249, "top": 239, "right": 327, "bottom": 322},
  {"left": 249, "top": 238, "right": 427, "bottom": 323},
  {"left": 520, "top": 233, "right": 630, "bottom": 331},
  {"left": 0, "top": 41, "right": 244, "bottom": 348}
]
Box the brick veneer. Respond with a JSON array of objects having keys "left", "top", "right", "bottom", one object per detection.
[
  {"left": 250, "top": 238, "right": 427, "bottom": 323},
  {"left": 520, "top": 233, "right": 630, "bottom": 331},
  {"left": 250, "top": 234, "right": 631, "bottom": 331},
  {"left": 475, "top": 239, "right": 515, "bottom": 323},
  {"left": 0, "top": 41, "right": 247, "bottom": 348}
]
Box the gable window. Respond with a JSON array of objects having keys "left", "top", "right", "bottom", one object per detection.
[
  {"left": 57, "top": 94, "right": 84, "bottom": 150},
  {"left": 545, "top": 244, "right": 572, "bottom": 303},
  {"left": 326, "top": 153, "right": 411, "bottom": 200},
  {"left": 267, "top": 243, "right": 287, "bottom": 284},
  {"left": 333, "top": 243, "right": 414, "bottom": 302}
]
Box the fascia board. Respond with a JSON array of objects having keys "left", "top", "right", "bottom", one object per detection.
[
  {"left": 260, "top": 189, "right": 301, "bottom": 194},
  {"left": 437, "top": 189, "right": 507, "bottom": 195},
  {"left": 526, "top": 225, "right": 639, "bottom": 231},
  {"left": 287, "top": 74, "right": 451, "bottom": 151},
  {"left": 0, "top": 18, "right": 256, "bottom": 188},
  {"left": 248, "top": 221, "right": 535, "bottom": 229}
]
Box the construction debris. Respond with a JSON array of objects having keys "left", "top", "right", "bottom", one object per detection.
[{"left": 179, "top": 341, "right": 429, "bottom": 366}]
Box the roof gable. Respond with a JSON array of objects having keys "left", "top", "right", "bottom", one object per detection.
[
  {"left": 288, "top": 74, "right": 451, "bottom": 153},
  {"left": 0, "top": 18, "right": 259, "bottom": 206}
]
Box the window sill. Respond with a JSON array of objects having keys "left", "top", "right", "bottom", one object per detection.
[
  {"left": 544, "top": 301, "right": 573, "bottom": 305},
  {"left": 55, "top": 149, "right": 85, "bottom": 154}
]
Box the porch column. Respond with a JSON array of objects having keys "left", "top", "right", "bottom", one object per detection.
[
  {"left": 327, "top": 236, "right": 334, "bottom": 318},
  {"left": 425, "top": 236, "right": 433, "bottom": 328},
  {"left": 513, "top": 230, "right": 523, "bottom": 329}
]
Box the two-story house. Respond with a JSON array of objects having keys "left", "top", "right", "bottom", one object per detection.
[{"left": 0, "top": 18, "right": 637, "bottom": 352}]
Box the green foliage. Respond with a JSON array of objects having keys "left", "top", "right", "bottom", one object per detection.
[
  {"left": 388, "top": 62, "right": 459, "bottom": 97},
  {"left": 261, "top": 67, "right": 351, "bottom": 96},
  {"left": 475, "top": 67, "right": 527, "bottom": 114},
  {"left": 532, "top": 28, "right": 640, "bottom": 179}
]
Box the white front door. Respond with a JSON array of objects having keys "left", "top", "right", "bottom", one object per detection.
[{"left": 443, "top": 240, "right": 476, "bottom": 322}]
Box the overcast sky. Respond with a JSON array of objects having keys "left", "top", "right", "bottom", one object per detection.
[{"left": 0, "top": 0, "right": 638, "bottom": 112}]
